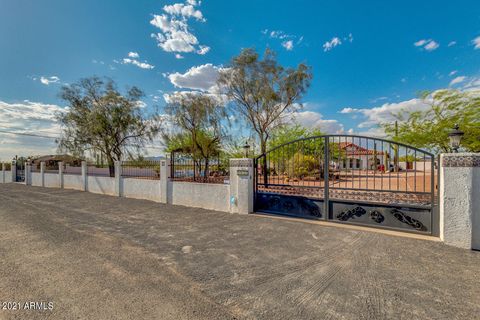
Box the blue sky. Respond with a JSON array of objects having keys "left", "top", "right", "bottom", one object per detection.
[{"left": 1, "top": 0, "right": 480, "bottom": 159}]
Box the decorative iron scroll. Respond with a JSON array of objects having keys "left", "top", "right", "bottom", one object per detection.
[
  {"left": 332, "top": 204, "right": 428, "bottom": 232},
  {"left": 336, "top": 207, "right": 366, "bottom": 221},
  {"left": 370, "top": 210, "right": 384, "bottom": 223},
  {"left": 256, "top": 193, "right": 322, "bottom": 218},
  {"left": 391, "top": 208, "right": 426, "bottom": 231}
]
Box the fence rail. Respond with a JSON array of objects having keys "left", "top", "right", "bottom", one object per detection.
[
  {"left": 87, "top": 164, "right": 112, "bottom": 177},
  {"left": 121, "top": 160, "right": 161, "bottom": 180},
  {"left": 170, "top": 152, "right": 228, "bottom": 184},
  {"left": 63, "top": 163, "right": 82, "bottom": 175},
  {"left": 44, "top": 162, "right": 60, "bottom": 174}
]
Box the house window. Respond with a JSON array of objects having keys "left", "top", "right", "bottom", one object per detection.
[
  {"left": 349, "top": 158, "right": 354, "bottom": 168},
  {"left": 356, "top": 159, "right": 361, "bottom": 169}
]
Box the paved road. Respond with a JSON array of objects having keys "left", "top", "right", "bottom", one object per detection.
[{"left": 0, "top": 184, "right": 479, "bottom": 320}]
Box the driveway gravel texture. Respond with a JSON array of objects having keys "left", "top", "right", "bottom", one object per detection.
[{"left": 0, "top": 183, "right": 479, "bottom": 320}]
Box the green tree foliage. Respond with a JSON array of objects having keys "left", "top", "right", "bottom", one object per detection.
[
  {"left": 57, "top": 77, "right": 159, "bottom": 177},
  {"left": 269, "top": 124, "right": 323, "bottom": 150},
  {"left": 383, "top": 89, "right": 480, "bottom": 153},
  {"left": 165, "top": 92, "right": 227, "bottom": 178},
  {"left": 217, "top": 48, "right": 312, "bottom": 155}
]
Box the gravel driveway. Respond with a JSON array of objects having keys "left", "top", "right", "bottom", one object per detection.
[{"left": 0, "top": 184, "right": 479, "bottom": 319}]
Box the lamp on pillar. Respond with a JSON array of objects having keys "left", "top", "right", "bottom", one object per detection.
[
  {"left": 242, "top": 141, "right": 251, "bottom": 158},
  {"left": 448, "top": 124, "right": 464, "bottom": 153}
]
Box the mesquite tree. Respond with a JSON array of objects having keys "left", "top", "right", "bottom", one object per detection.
[
  {"left": 218, "top": 48, "right": 312, "bottom": 184},
  {"left": 56, "top": 77, "right": 159, "bottom": 177},
  {"left": 217, "top": 48, "right": 312, "bottom": 155},
  {"left": 165, "top": 92, "right": 227, "bottom": 179}
]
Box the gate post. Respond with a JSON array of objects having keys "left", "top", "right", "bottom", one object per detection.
[
  {"left": 114, "top": 161, "right": 122, "bottom": 197},
  {"left": 40, "top": 162, "right": 45, "bottom": 187},
  {"left": 229, "top": 158, "right": 254, "bottom": 214},
  {"left": 440, "top": 153, "right": 480, "bottom": 250},
  {"left": 58, "top": 161, "right": 64, "bottom": 189},
  {"left": 25, "top": 161, "right": 31, "bottom": 186},
  {"left": 160, "top": 155, "right": 170, "bottom": 204},
  {"left": 1, "top": 162, "right": 4, "bottom": 184},
  {"left": 11, "top": 160, "right": 16, "bottom": 182},
  {"left": 324, "top": 136, "right": 330, "bottom": 220},
  {"left": 81, "top": 161, "right": 87, "bottom": 191}
]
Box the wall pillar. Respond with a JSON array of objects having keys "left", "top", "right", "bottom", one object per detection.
[
  {"left": 58, "top": 161, "right": 64, "bottom": 188},
  {"left": 40, "top": 162, "right": 45, "bottom": 187},
  {"left": 25, "top": 162, "right": 31, "bottom": 186},
  {"left": 1, "top": 162, "right": 5, "bottom": 184},
  {"left": 160, "top": 156, "right": 170, "bottom": 204},
  {"left": 81, "top": 161, "right": 87, "bottom": 191},
  {"left": 440, "top": 153, "right": 480, "bottom": 250},
  {"left": 11, "top": 160, "right": 16, "bottom": 182},
  {"left": 114, "top": 161, "right": 122, "bottom": 197},
  {"left": 229, "top": 158, "right": 254, "bottom": 214}
]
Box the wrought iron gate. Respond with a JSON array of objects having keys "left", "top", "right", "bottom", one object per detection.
[
  {"left": 14, "top": 159, "right": 25, "bottom": 182},
  {"left": 254, "top": 135, "right": 438, "bottom": 235}
]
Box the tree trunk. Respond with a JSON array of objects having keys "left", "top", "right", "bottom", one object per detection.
[
  {"left": 107, "top": 157, "right": 115, "bottom": 178},
  {"left": 203, "top": 157, "right": 209, "bottom": 182}
]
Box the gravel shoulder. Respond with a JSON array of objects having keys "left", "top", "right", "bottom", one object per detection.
[{"left": 0, "top": 184, "right": 479, "bottom": 320}]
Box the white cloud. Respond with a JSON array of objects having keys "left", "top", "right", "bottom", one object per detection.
[
  {"left": 262, "top": 29, "right": 302, "bottom": 51},
  {"left": 424, "top": 40, "right": 439, "bottom": 51},
  {"left": 150, "top": 0, "right": 208, "bottom": 57},
  {"left": 462, "top": 77, "right": 480, "bottom": 91},
  {"left": 449, "top": 70, "right": 458, "bottom": 76},
  {"left": 449, "top": 76, "right": 466, "bottom": 86},
  {"left": 163, "top": 90, "right": 228, "bottom": 106},
  {"left": 323, "top": 37, "right": 342, "bottom": 52},
  {"left": 163, "top": 3, "right": 204, "bottom": 21},
  {"left": 269, "top": 30, "right": 289, "bottom": 39},
  {"left": 448, "top": 41, "right": 457, "bottom": 47},
  {"left": 0, "top": 100, "right": 65, "bottom": 160},
  {"left": 120, "top": 52, "right": 154, "bottom": 69},
  {"left": 167, "top": 63, "right": 226, "bottom": 92},
  {"left": 414, "top": 39, "right": 439, "bottom": 51},
  {"left": 340, "top": 99, "right": 430, "bottom": 128},
  {"left": 414, "top": 39, "right": 427, "bottom": 47},
  {"left": 292, "top": 111, "right": 344, "bottom": 133},
  {"left": 175, "top": 53, "right": 184, "bottom": 59},
  {"left": 164, "top": 63, "right": 230, "bottom": 105},
  {"left": 196, "top": 45, "right": 210, "bottom": 55},
  {"left": 38, "top": 76, "right": 60, "bottom": 86},
  {"left": 122, "top": 58, "right": 154, "bottom": 69},
  {"left": 282, "top": 40, "right": 294, "bottom": 51},
  {"left": 472, "top": 36, "right": 480, "bottom": 49}
]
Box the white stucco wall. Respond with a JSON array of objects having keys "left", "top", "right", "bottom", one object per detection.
[
  {"left": 31, "top": 172, "right": 43, "bottom": 187},
  {"left": 64, "top": 174, "right": 83, "bottom": 190},
  {"left": 122, "top": 178, "right": 161, "bottom": 202},
  {"left": 1, "top": 171, "right": 11, "bottom": 183},
  {"left": 44, "top": 173, "right": 60, "bottom": 188},
  {"left": 168, "top": 181, "right": 230, "bottom": 212},
  {"left": 87, "top": 176, "right": 115, "bottom": 196},
  {"left": 440, "top": 153, "right": 480, "bottom": 250},
  {"left": 472, "top": 167, "right": 480, "bottom": 250}
]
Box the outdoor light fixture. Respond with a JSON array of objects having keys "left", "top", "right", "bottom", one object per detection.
[
  {"left": 448, "top": 124, "right": 464, "bottom": 153},
  {"left": 243, "top": 141, "right": 251, "bottom": 158}
]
